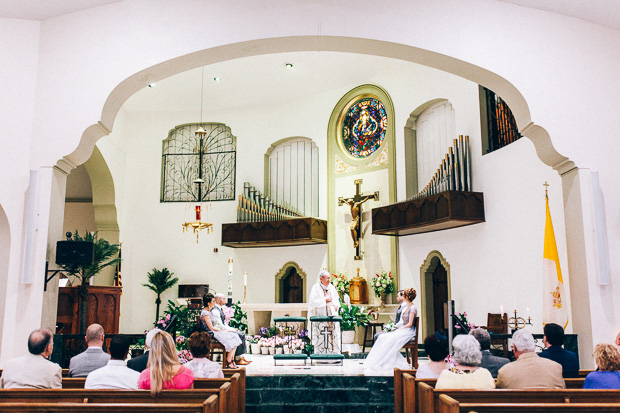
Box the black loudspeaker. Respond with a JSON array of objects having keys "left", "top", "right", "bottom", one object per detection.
[{"left": 55, "top": 241, "right": 95, "bottom": 265}]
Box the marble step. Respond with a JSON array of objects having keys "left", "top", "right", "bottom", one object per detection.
[
  {"left": 247, "top": 387, "right": 373, "bottom": 404},
  {"left": 245, "top": 403, "right": 393, "bottom": 413}
]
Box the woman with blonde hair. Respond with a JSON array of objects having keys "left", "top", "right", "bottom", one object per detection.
[
  {"left": 583, "top": 343, "right": 620, "bottom": 389},
  {"left": 364, "top": 288, "right": 418, "bottom": 375},
  {"left": 138, "top": 330, "right": 194, "bottom": 395}
]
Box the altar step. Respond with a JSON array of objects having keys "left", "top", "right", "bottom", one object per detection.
[{"left": 245, "top": 375, "right": 393, "bottom": 413}]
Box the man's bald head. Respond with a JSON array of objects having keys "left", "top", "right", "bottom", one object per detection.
[
  {"left": 28, "top": 328, "right": 53, "bottom": 356},
  {"left": 85, "top": 324, "right": 105, "bottom": 346}
]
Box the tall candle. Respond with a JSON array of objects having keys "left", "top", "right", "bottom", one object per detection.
[
  {"left": 243, "top": 271, "right": 247, "bottom": 286},
  {"left": 195, "top": 205, "right": 201, "bottom": 221},
  {"left": 227, "top": 258, "right": 233, "bottom": 304},
  {"left": 500, "top": 305, "right": 504, "bottom": 314}
]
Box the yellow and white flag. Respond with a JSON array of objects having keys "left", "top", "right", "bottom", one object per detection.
[{"left": 543, "top": 194, "right": 569, "bottom": 328}]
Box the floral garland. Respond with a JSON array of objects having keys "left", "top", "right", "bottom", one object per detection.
[{"left": 371, "top": 268, "right": 395, "bottom": 297}]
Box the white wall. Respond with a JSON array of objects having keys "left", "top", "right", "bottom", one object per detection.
[{"left": 1, "top": 0, "right": 619, "bottom": 363}]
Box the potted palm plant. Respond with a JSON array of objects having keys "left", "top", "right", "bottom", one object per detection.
[
  {"left": 339, "top": 304, "right": 372, "bottom": 344},
  {"left": 58, "top": 231, "right": 121, "bottom": 335},
  {"left": 143, "top": 267, "right": 179, "bottom": 322}
]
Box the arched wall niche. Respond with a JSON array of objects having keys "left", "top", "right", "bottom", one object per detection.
[
  {"left": 419, "top": 250, "right": 451, "bottom": 341},
  {"left": 0, "top": 205, "right": 10, "bottom": 353},
  {"left": 274, "top": 261, "right": 307, "bottom": 303}
]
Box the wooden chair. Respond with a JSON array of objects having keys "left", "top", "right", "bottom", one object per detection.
[
  {"left": 403, "top": 317, "right": 419, "bottom": 369},
  {"left": 485, "top": 312, "right": 508, "bottom": 357}
]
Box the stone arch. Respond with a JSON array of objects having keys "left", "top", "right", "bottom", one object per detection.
[
  {"left": 0, "top": 205, "right": 10, "bottom": 353},
  {"left": 419, "top": 250, "right": 451, "bottom": 340},
  {"left": 274, "top": 261, "right": 307, "bottom": 303}
]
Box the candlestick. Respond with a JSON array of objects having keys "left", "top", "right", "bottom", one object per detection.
[
  {"left": 500, "top": 305, "right": 504, "bottom": 314},
  {"left": 243, "top": 271, "right": 247, "bottom": 286}
]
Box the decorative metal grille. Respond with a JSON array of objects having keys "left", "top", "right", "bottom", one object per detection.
[
  {"left": 161, "top": 123, "right": 236, "bottom": 202},
  {"left": 482, "top": 87, "right": 521, "bottom": 154}
]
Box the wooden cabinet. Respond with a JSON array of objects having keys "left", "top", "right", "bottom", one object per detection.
[{"left": 56, "top": 286, "right": 121, "bottom": 334}]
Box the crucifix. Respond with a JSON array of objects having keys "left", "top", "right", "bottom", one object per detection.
[{"left": 338, "top": 179, "right": 379, "bottom": 260}]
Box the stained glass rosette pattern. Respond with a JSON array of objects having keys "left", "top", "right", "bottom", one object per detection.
[{"left": 341, "top": 98, "right": 387, "bottom": 158}]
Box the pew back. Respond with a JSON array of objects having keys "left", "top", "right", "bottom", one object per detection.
[{"left": 438, "top": 394, "right": 620, "bottom": 413}]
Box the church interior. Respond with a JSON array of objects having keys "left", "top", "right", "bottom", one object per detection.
[{"left": 1, "top": 0, "right": 619, "bottom": 410}]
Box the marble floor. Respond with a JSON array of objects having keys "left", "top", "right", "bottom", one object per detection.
[{"left": 242, "top": 353, "right": 429, "bottom": 376}]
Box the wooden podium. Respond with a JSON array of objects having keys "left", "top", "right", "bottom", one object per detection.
[
  {"left": 56, "top": 286, "right": 121, "bottom": 334},
  {"left": 349, "top": 268, "right": 368, "bottom": 304}
]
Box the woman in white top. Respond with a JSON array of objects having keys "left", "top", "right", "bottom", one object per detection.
[
  {"left": 184, "top": 332, "right": 224, "bottom": 378},
  {"left": 435, "top": 334, "right": 495, "bottom": 389},
  {"left": 364, "top": 288, "right": 418, "bottom": 376},
  {"left": 416, "top": 335, "right": 450, "bottom": 379}
]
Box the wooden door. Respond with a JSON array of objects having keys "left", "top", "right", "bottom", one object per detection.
[
  {"left": 432, "top": 264, "right": 448, "bottom": 333},
  {"left": 283, "top": 268, "right": 303, "bottom": 303}
]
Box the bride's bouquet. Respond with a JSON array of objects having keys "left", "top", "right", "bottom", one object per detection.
[{"left": 383, "top": 321, "right": 398, "bottom": 332}]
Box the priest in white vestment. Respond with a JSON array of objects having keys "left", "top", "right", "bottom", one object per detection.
[{"left": 308, "top": 270, "right": 342, "bottom": 354}]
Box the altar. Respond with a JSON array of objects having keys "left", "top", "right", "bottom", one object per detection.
[{"left": 241, "top": 303, "right": 401, "bottom": 339}]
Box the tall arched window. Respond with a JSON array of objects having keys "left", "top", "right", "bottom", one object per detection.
[
  {"left": 161, "top": 123, "right": 236, "bottom": 202},
  {"left": 404, "top": 100, "right": 455, "bottom": 197},
  {"left": 265, "top": 137, "right": 319, "bottom": 217}
]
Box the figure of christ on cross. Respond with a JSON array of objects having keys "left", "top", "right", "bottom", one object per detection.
[{"left": 339, "top": 179, "right": 379, "bottom": 258}]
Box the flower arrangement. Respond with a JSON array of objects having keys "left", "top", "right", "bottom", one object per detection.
[
  {"left": 298, "top": 329, "right": 308, "bottom": 339},
  {"left": 454, "top": 312, "right": 477, "bottom": 335},
  {"left": 383, "top": 321, "right": 398, "bottom": 332},
  {"left": 331, "top": 273, "right": 350, "bottom": 301},
  {"left": 247, "top": 335, "right": 261, "bottom": 344},
  {"left": 371, "top": 269, "right": 395, "bottom": 297},
  {"left": 258, "top": 325, "right": 278, "bottom": 338},
  {"left": 339, "top": 304, "right": 373, "bottom": 331},
  {"left": 155, "top": 313, "right": 173, "bottom": 330},
  {"left": 178, "top": 349, "right": 193, "bottom": 364}
]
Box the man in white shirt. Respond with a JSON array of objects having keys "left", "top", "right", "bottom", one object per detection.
[
  {"left": 0, "top": 328, "right": 62, "bottom": 389},
  {"left": 212, "top": 293, "right": 251, "bottom": 365},
  {"left": 85, "top": 335, "right": 140, "bottom": 389}
]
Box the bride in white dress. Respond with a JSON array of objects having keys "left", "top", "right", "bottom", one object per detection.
[{"left": 364, "top": 288, "right": 417, "bottom": 376}]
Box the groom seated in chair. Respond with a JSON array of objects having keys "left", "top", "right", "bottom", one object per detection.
[
  {"left": 212, "top": 293, "right": 252, "bottom": 365},
  {"left": 374, "top": 290, "right": 405, "bottom": 343}
]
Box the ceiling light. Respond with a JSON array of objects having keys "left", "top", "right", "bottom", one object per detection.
[{"left": 285, "top": 63, "right": 294, "bottom": 69}]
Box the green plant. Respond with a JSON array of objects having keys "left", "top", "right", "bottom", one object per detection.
[
  {"left": 339, "top": 304, "right": 372, "bottom": 331},
  {"left": 156, "top": 299, "right": 201, "bottom": 342},
  {"left": 371, "top": 268, "right": 395, "bottom": 297},
  {"left": 58, "top": 230, "right": 121, "bottom": 335},
  {"left": 143, "top": 267, "right": 179, "bottom": 322},
  {"left": 229, "top": 302, "right": 248, "bottom": 333}
]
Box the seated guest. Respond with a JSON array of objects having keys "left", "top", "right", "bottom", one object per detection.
[
  {"left": 416, "top": 335, "right": 449, "bottom": 379},
  {"left": 470, "top": 328, "right": 509, "bottom": 378},
  {"left": 539, "top": 322, "right": 579, "bottom": 378},
  {"left": 85, "top": 335, "right": 140, "bottom": 389},
  {"left": 138, "top": 330, "right": 194, "bottom": 395},
  {"left": 436, "top": 334, "right": 495, "bottom": 389},
  {"left": 0, "top": 328, "right": 61, "bottom": 389},
  {"left": 496, "top": 329, "right": 565, "bottom": 389},
  {"left": 185, "top": 332, "right": 224, "bottom": 378},
  {"left": 583, "top": 343, "right": 620, "bottom": 389},
  {"left": 127, "top": 328, "right": 160, "bottom": 373},
  {"left": 213, "top": 293, "right": 251, "bottom": 365},
  {"left": 69, "top": 323, "right": 111, "bottom": 377}
]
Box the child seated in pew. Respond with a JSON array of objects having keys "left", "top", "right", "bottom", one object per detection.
[
  {"left": 185, "top": 332, "right": 224, "bottom": 378},
  {"left": 584, "top": 343, "right": 620, "bottom": 389},
  {"left": 138, "top": 331, "right": 195, "bottom": 395},
  {"left": 436, "top": 335, "right": 495, "bottom": 389}
]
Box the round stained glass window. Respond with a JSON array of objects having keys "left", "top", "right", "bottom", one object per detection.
[{"left": 341, "top": 98, "right": 387, "bottom": 158}]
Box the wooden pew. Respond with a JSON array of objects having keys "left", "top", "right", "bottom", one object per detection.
[
  {"left": 394, "top": 368, "right": 417, "bottom": 413},
  {"left": 418, "top": 383, "right": 620, "bottom": 413},
  {"left": 0, "top": 389, "right": 226, "bottom": 413},
  {"left": 0, "top": 401, "right": 217, "bottom": 412},
  {"left": 438, "top": 394, "right": 620, "bottom": 413},
  {"left": 398, "top": 375, "right": 587, "bottom": 413},
  {"left": 61, "top": 370, "right": 244, "bottom": 413}
]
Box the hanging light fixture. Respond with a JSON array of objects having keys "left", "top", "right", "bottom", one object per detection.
[{"left": 182, "top": 68, "right": 214, "bottom": 243}]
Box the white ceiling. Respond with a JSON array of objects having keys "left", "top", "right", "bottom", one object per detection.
[
  {"left": 0, "top": 0, "right": 120, "bottom": 21},
  {"left": 0, "top": 0, "right": 618, "bottom": 32},
  {"left": 123, "top": 52, "right": 428, "bottom": 114}
]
